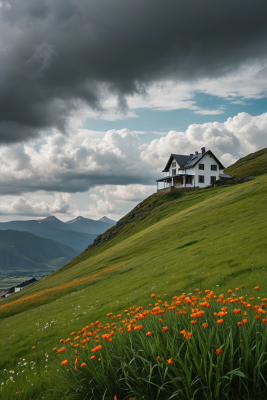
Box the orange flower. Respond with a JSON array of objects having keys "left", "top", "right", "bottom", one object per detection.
[
  {"left": 255, "top": 316, "right": 260, "bottom": 320},
  {"left": 157, "top": 356, "right": 161, "bottom": 360},
  {"left": 53, "top": 347, "right": 57, "bottom": 351},
  {"left": 61, "top": 360, "right": 68, "bottom": 366},
  {"left": 81, "top": 363, "right": 86, "bottom": 368},
  {"left": 202, "top": 323, "right": 208, "bottom": 328},
  {"left": 71, "top": 332, "right": 75, "bottom": 336},
  {"left": 151, "top": 294, "right": 156, "bottom": 298},
  {"left": 185, "top": 332, "right": 192, "bottom": 340},
  {"left": 255, "top": 286, "right": 260, "bottom": 290},
  {"left": 146, "top": 332, "right": 152, "bottom": 337},
  {"left": 228, "top": 290, "right": 232, "bottom": 294},
  {"left": 60, "top": 339, "right": 65, "bottom": 343},
  {"left": 75, "top": 358, "right": 78, "bottom": 370},
  {"left": 159, "top": 318, "right": 163, "bottom": 323},
  {"left": 235, "top": 288, "right": 239, "bottom": 291},
  {"left": 114, "top": 396, "right": 118, "bottom": 400},
  {"left": 167, "top": 358, "right": 174, "bottom": 364},
  {"left": 241, "top": 285, "right": 244, "bottom": 288},
  {"left": 90, "top": 355, "right": 95, "bottom": 360},
  {"left": 217, "top": 319, "right": 223, "bottom": 325},
  {"left": 237, "top": 322, "right": 244, "bottom": 327},
  {"left": 243, "top": 319, "right": 248, "bottom": 324},
  {"left": 66, "top": 369, "right": 69, "bottom": 373},
  {"left": 99, "top": 358, "right": 101, "bottom": 361},
  {"left": 191, "top": 320, "right": 197, "bottom": 325},
  {"left": 32, "top": 346, "right": 35, "bottom": 349},
  {"left": 162, "top": 326, "right": 168, "bottom": 332},
  {"left": 216, "top": 349, "right": 223, "bottom": 356}
]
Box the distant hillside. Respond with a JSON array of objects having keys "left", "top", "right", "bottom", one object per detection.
[
  {"left": 0, "top": 215, "right": 115, "bottom": 253},
  {"left": 0, "top": 230, "right": 78, "bottom": 272},
  {"left": 224, "top": 147, "right": 267, "bottom": 177}
]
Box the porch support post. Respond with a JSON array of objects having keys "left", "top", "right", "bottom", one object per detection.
[
  {"left": 183, "top": 176, "right": 186, "bottom": 188},
  {"left": 171, "top": 176, "right": 173, "bottom": 187}
]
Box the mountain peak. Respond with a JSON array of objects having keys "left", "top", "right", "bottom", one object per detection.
[
  {"left": 39, "top": 216, "right": 62, "bottom": 223},
  {"left": 66, "top": 216, "right": 85, "bottom": 224},
  {"left": 98, "top": 216, "right": 116, "bottom": 224}
]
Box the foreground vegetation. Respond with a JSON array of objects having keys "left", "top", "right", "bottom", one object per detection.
[
  {"left": 0, "top": 173, "right": 267, "bottom": 399},
  {"left": 50, "top": 285, "right": 267, "bottom": 400}
]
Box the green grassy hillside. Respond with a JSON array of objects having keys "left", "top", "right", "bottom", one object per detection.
[
  {"left": 224, "top": 147, "right": 267, "bottom": 177},
  {"left": 0, "top": 174, "right": 267, "bottom": 399}
]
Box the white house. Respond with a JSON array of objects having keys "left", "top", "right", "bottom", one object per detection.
[{"left": 156, "top": 147, "right": 233, "bottom": 191}]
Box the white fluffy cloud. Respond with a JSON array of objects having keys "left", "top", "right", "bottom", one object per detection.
[{"left": 0, "top": 193, "right": 71, "bottom": 216}]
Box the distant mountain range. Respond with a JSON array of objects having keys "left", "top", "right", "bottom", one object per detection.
[
  {"left": 0, "top": 216, "right": 116, "bottom": 253},
  {"left": 0, "top": 230, "right": 78, "bottom": 273}
]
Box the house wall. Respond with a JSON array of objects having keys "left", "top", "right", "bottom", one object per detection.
[
  {"left": 192, "top": 153, "right": 220, "bottom": 187},
  {"left": 168, "top": 159, "right": 180, "bottom": 176}
]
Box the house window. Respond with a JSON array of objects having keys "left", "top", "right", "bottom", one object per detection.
[
  {"left": 199, "top": 164, "right": 204, "bottom": 170},
  {"left": 172, "top": 169, "right": 176, "bottom": 176},
  {"left": 211, "top": 176, "right": 216, "bottom": 184},
  {"left": 198, "top": 175, "right": 204, "bottom": 183},
  {"left": 211, "top": 165, "right": 217, "bottom": 171},
  {"left": 172, "top": 162, "right": 176, "bottom": 168}
]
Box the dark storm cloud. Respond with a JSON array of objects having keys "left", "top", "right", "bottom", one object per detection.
[{"left": 1, "top": 0, "right": 267, "bottom": 143}]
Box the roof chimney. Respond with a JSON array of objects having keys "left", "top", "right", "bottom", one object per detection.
[
  {"left": 201, "top": 147, "right": 205, "bottom": 155},
  {"left": 195, "top": 151, "right": 198, "bottom": 155}
]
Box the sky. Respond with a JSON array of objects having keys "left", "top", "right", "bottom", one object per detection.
[{"left": 0, "top": 0, "right": 267, "bottom": 222}]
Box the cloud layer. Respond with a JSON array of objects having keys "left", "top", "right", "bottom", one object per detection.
[
  {"left": 1, "top": 0, "right": 267, "bottom": 142},
  {"left": 0, "top": 112, "right": 265, "bottom": 200}
]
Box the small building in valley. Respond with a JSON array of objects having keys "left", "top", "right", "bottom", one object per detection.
[
  {"left": 0, "top": 278, "right": 38, "bottom": 298},
  {"left": 156, "top": 147, "right": 234, "bottom": 191}
]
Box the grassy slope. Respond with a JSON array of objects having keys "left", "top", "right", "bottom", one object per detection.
[
  {"left": 224, "top": 147, "right": 267, "bottom": 177},
  {"left": 1, "top": 175, "right": 267, "bottom": 398}
]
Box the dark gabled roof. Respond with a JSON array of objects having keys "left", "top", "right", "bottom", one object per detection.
[
  {"left": 180, "top": 150, "right": 225, "bottom": 170},
  {"left": 16, "top": 278, "right": 38, "bottom": 289},
  {"left": 162, "top": 154, "right": 190, "bottom": 172}
]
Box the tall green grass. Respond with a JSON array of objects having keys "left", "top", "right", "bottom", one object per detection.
[{"left": 46, "top": 286, "right": 267, "bottom": 400}]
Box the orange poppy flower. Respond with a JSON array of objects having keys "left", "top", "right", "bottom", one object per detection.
[
  {"left": 216, "top": 349, "right": 223, "bottom": 356},
  {"left": 202, "top": 323, "right": 208, "bottom": 328},
  {"left": 146, "top": 332, "right": 152, "bottom": 337},
  {"left": 237, "top": 322, "right": 244, "bottom": 327},
  {"left": 90, "top": 355, "right": 95, "bottom": 360},
  {"left": 61, "top": 360, "right": 68, "bottom": 366},
  {"left": 157, "top": 356, "right": 161, "bottom": 360},
  {"left": 167, "top": 358, "right": 174, "bottom": 364},
  {"left": 53, "top": 347, "right": 57, "bottom": 352},
  {"left": 162, "top": 327, "right": 168, "bottom": 332},
  {"left": 255, "top": 286, "right": 260, "bottom": 290},
  {"left": 81, "top": 363, "right": 86, "bottom": 368},
  {"left": 32, "top": 346, "right": 36, "bottom": 349},
  {"left": 217, "top": 319, "right": 223, "bottom": 325}
]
